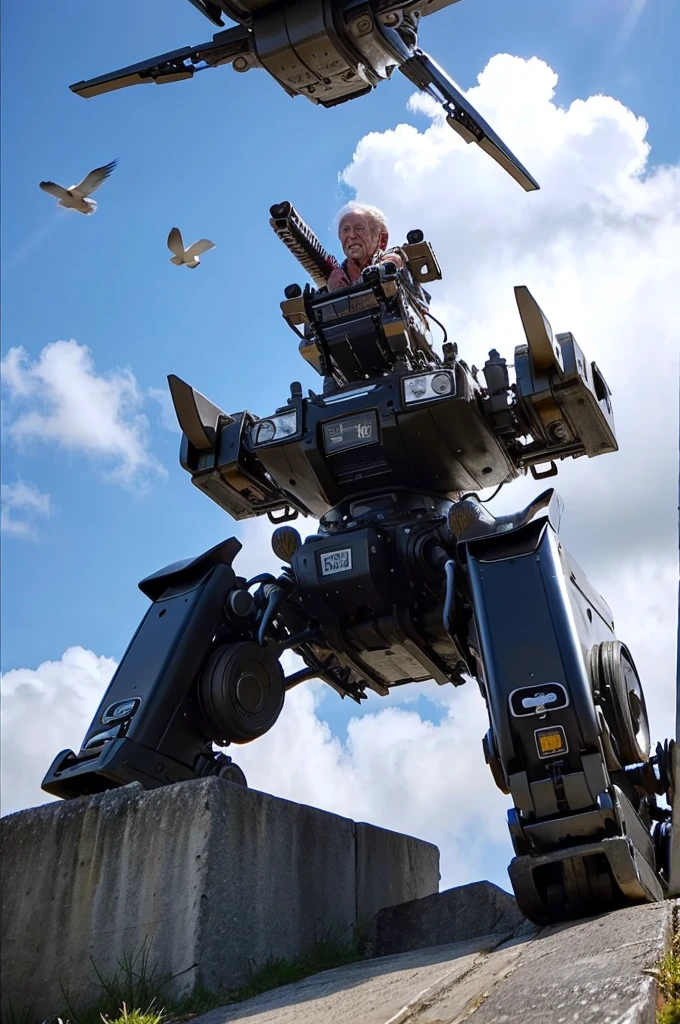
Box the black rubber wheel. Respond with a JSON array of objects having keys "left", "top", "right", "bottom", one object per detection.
[
  {"left": 594, "top": 641, "right": 651, "bottom": 765},
  {"left": 218, "top": 762, "right": 248, "bottom": 787},
  {"left": 198, "top": 642, "right": 285, "bottom": 744}
]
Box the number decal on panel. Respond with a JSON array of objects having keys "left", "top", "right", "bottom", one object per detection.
[
  {"left": 320, "top": 549, "right": 352, "bottom": 576},
  {"left": 534, "top": 725, "right": 568, "bottom": 759}
]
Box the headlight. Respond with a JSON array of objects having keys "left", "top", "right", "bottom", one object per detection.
[
  {"left": 251, "top": 411, "right": 298, "bottom": 445},
  {"left": 403, "top": 371, "right": 455, "bottom": 404}
]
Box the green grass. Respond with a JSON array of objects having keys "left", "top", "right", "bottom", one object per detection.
[
  {"left": 653, "top": 913, "right": 680, "bottom": 1024},
  {"left": 6, "top": 932, "right": 365, "bottom": 1024},
  {"left": 101, "top": 1005, "right": 164, "bottom": 1024}
]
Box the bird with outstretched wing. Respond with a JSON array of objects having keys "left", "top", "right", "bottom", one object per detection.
[
  {"left": 167, "top": 226, "right": 216, "bottom": 268},
  {"left": 39, "top": 159, "right": 119, "bottom": 214}
]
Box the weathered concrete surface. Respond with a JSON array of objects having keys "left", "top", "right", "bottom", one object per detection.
[
  {"left": 355, "top": 823, "right": 440, "bottom": 927},
  {"left": 0, "top": 778, "right": 439, "bottom": 1020},
  {"left": 669, "top": 739, "right": 680, "bottom": 896},
  {"left": 192, "top": 900, "right": 674, "bottom": 1024},
  {"left": 365, "top": 881, "right": 526, "bottom": 958},
  {"left": 469, "top": 902, "right": 672, "bottom": 1024}
]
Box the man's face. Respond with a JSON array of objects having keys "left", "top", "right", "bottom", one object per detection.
[{"left": 338, "top": 212, "right": 385, "bottom": 267}]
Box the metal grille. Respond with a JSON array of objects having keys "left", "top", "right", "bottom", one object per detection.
[{"left": 327, "top": 445, "right": 391, "bottom": 484}]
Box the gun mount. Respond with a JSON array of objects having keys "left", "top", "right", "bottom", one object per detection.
[
  {"left": 42, "top": 206, "right": 673, "bottom": 928},
  {"left": 68, "top": 0, "right": 539, "bottom": 192}
]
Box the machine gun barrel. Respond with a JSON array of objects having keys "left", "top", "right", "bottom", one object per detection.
[{"left": 269, "top": 201, "right": 339, "bottom": 287}]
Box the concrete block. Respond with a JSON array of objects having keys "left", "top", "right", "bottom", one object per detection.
[
  {"left": 365, "top": 881, "right": 526, "bottom": 958},
  {"left": 355, "top": 822, "right": 439, "bottom": 926},
  {"left": 1, "top": 778, "right": 439, "bottom": 1021},
  {"left": 669, "top": 739, "right": 680, "bottom": 896}
]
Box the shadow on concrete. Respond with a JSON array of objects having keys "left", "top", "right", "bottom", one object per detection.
[
  {"left": 194, "top": 928, "right": 529, "bottom": 1023},
  {"left": 194, "top": 911, "right": 615, "bottom": 1024}
]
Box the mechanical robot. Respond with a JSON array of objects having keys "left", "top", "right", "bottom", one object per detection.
[
  {"left": 69, "top": 0, "right": 538, "bottom": 192},
  {"left": 42, "top": 202, "right": 674, "bottom": 925}
]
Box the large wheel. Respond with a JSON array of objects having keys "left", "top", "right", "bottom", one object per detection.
[
  {"left": 218, "top": 761, "right": 248, "bottom": 787},
  {"left": 593, "top": 641, "right": 651, "bottom": 765},
  {"left": 198, "top": 642, "right": 285, "bottom": 744}
]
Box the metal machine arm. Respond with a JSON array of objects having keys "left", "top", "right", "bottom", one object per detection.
[
  {"left": 69, "top": 27, "right": 253, "bottom": 98},
  {"left": 67, "top": 2, "right": 539, "bottom": 190},
  {"left": 399, "top": 50, "right": 539, "bottom": 192}
]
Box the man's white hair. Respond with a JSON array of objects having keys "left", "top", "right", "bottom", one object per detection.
[{"left": 336, "top": 201, "right": 389, "bottom": 237}]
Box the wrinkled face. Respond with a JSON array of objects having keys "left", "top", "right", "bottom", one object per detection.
[{"left": 338, "top": 212, "right": 387, "bottom": 267}]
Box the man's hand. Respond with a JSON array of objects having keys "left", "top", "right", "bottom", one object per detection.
[
  {"left": 379, "top": 251, "right": 404, "bottom": 271},
  {"left": 327, "top": 266, "right": 351, "bottom": 291}
]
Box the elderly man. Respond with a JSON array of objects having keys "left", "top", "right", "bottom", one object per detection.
[{"left": 327, "top": 203, "right": 403, "bottom": 291}]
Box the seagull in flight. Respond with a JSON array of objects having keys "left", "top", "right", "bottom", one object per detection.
[
  {"left": 39, "top": 159, "right": 118, "bottom": 215},
  {"left": 167, "top": 227, "right": 216, "bottom": 269}
]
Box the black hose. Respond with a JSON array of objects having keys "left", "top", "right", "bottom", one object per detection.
[
  {"left": 443, "top": 559, "right": 456, "bottom": 635},
  {"left": 283, "top": 667, "right": 320, "bottom": 690},
  {"left": 479, "top": 481, "right": 505, "bottom": 504},
  {"left": 460, "top": 481, "right": 505, "bottom": 505},
  {"left": 257, "top": 585, "right": 286, "bottom": 645},
  {"left": 246, "top": 573, "right": 277, "bottom": 588},
  {"left": 424, "top": 309, "right": 448, "bottom": 347}
]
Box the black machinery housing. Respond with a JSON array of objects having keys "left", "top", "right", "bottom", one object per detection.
[{"left": 42, "top": 228, "right": 672, "bottom": 925}]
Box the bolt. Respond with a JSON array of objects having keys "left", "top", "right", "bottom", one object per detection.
[
  {"left": 383, "top": 12, "right": 400, "bottom": 26},
  {"left": 356, "top": 17, "right": 372, "bottom": 33},
  {"left": 233, "top": 56, "right": 249, "bottom": 72}
]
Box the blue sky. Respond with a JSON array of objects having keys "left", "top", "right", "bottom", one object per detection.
[
  {"left": 2, "top": 0, "right": 678, "bottom": 887},
  {"left": 2, "top": 0, "right": 677, "bottom": 670}
]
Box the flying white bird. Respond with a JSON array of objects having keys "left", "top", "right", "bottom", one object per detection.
[
  {"left": 38, "top": 159, "right": 118, "bottom": 215},
  {"left": 167, "top": 227, "right": 216, "bottom": 269}
]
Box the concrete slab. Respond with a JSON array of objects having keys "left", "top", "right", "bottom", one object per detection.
[
  {"left": 365, "top": 881, "right": 526, "bottom": 958},
  {"left": 1, "top": 778, "right": 439, "bottom": 1021},
  {"left": 468, "top": 901, "right": 672, "bottom": 1024},
  {"left": 355, "top": 823, "right": 440, "bottom": 928},
  {"left": 669, "top": 740, "right": 680, "bottom": 896},
  {"left": 191, "top": 900, "right": 674, "bottom": 1024},
  {"left": 190, "top": 934, "right": 512, "bottom": 1024}
]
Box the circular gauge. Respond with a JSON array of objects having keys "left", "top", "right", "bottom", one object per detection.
[
  {"left": 431, "top": 372, "right": 452, "bottom": 396},
  {"left": 255, "top": 420, "right": 276, "bottom": 444}
]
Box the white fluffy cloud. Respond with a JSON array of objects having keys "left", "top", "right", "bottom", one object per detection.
[
  {"left": 1, "top": 480, "right": 52, "bottom": 539},
  {"left": 341, "top": 51, "right": 678, "bottom": 736},
  {"left": 2, "top": 55, "right": 678, "bottom": 891},
  {"left": 148, "top": 385, "right": 182, "bottom": 434},
  {"left": 1, "top": 340, "right": 166, "bottom": 486},
  {"left": 0, "top": 647, "right": 117, "bottom": 817},
  {"left": 0, "top": 644, "right": 509, "bottom": 888}
]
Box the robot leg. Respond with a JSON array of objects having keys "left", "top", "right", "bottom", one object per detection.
[
  {"left": 460, "top": 512, "right": 669, "bottom": 923},
  {"left": 41, "top": 538, "right": 283, "bottom": 799}
]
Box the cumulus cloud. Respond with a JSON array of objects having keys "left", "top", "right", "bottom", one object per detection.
[
  {"left": 1, "top": 480, "right": 52, "bottom": 539},
  {"left": 148, "top": 385, "right": 182, "bottom": 434},
  {"left": 2, "top": 55, "right": 677, "bottom": 892},
  {"left": 239, "top": 669, "right": 512, "bottom": 888},
  {"left": 341, "top": 51, "right": 679, "bottom": 736},
  {"left": 1, "top": 340, "right": 166, "bottom": 486},
  {"left": 0, "top": 647, "right": 116, "bottom": 817}
]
